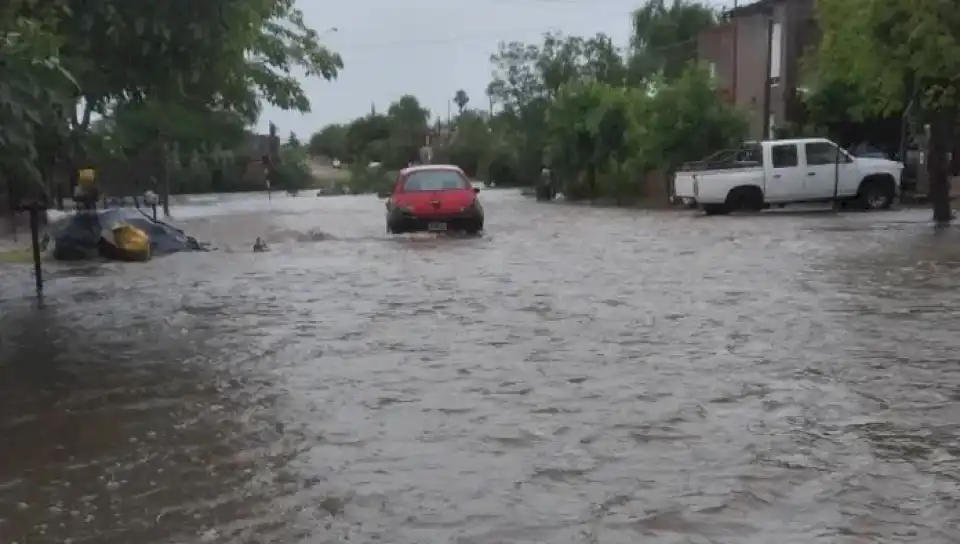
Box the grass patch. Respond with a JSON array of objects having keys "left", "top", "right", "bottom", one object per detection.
[{"left": 0, "top": 248, "right": 35, "bottom": 264}]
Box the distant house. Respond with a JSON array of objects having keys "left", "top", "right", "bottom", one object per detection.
[
  {"left": 245, "top": 132, "right": 280, "bottom": 163},
  {"left": 241, "top": 131, "right": 281, "bottom": 185},
  {"left": 697, "top": 0, "right": 819, "bottom": 139}
]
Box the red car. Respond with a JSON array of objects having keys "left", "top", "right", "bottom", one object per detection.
[{"left": 385, "top": 165, "right": 484, "bottom": 234}]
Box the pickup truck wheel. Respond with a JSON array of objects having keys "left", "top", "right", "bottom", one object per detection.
[
  {"left": 726, "top": 186, "right": 765, "bottom": 212},
  {"left": 702, "top": 204, "right": 730, "bottom": 216},
  {"left": 855, "top": 176, "right": 896, "bottom": 210}
]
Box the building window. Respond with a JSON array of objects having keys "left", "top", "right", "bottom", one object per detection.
[{"left": 770, "top": 21, "right": 782, "bottom": 85}]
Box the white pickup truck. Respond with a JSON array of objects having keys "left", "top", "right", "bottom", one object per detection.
[{"left": 674, "top": 138, "right": 904, "bottom": 215}]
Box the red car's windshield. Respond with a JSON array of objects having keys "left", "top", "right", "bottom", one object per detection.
[{"left": 402, "top": 170, "right": 470, "bottom": 191}]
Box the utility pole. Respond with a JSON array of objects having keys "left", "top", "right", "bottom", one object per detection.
[
  {"left": 762, "top": 16, "right": 774, "bottom": 139},
  {"left": 731, "top": 0, "right": 738, "bottom": 104}
]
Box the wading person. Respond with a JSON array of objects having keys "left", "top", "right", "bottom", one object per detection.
[
  {"left": 75, "top": 168, "right": 99, "bottom": 211},
  {"left": 537, "top": 167, "right": 554, "bottom": 201}
]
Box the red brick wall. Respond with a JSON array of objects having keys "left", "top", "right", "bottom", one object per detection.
[{"left": 697, "top": 0, "right": 818, "bottom": 140}]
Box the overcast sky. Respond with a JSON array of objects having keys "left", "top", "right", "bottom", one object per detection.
[{"left": 257, "top": 0, "right": 734, "bottom": 138}]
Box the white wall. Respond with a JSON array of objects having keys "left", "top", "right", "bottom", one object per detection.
[{"left": 770, "top": 22, "right": 782, "bottom": 83}]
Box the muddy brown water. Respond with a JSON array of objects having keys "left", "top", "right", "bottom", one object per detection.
[{"left": 1, "top": 191, "right": 960, "bottom": 543}]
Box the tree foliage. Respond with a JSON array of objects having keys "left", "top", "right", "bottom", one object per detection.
[
  {"left": 1, "top": 2, "right": 77, "bottom": 199},
  {"left": 308, "top": 25, "right": 747, "bottom": 202},
  {"left": 640, "top": 68, "right": 748, "bottom": 176},
  {"left": 814, "top": 0, "right": 960, "bottom": 221},
  {"left": 453, "top": 90, "right": 470, "bottom": 114},
  {"left": 816, "top": 0, "right": 960, "bottom": 116},
  {"left": 628, "top": 0, "right": 716, "bottom": 83},
  {"left": 544, "top": 82, "right": 638, "bottom": 200},
  {"left": 308, "top": 124, "right": 348, "bottom": 159},
  {"left": 1, "top": 0, "right": 343, "bottom": 207},
  {"left": 545, "top": 66, "right": 746, "bottom": 202}
]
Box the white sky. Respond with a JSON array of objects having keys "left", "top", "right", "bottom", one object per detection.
[{"left": 256, "top": 0, "right": 736, "bottom": 138}]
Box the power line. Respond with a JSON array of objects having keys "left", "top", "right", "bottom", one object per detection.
[
  {"left": 345, "top": 26, "right": 579, "bottom": 49},
  {"left": 324, "top": 4, "right": 702, "bottom": 53},
  {"left": 328, "top": 3, "right": 638, "bottom": 50},
  {"left": 339, "top": 28, "right": 699, "bottom": 55}
]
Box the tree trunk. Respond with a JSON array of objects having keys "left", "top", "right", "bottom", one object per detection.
[
  {"left": 952, "top": 124, "right": 960, "bottom": 176},
  {"left": 64, "top": 156, "right": 78, "bottom": 211},
  {"left": 161, "top": 174, "right": 171, "bottom": 217},
  {"left": 160, "top": 144, "right": 171, "bottom": 217},
  {"left": 927, "top": 113, "right": 953, "bottom": 224}
]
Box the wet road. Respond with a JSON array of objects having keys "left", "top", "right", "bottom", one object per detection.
[{"left": 2, "top": 190, "right": 960, "bottom": 543}]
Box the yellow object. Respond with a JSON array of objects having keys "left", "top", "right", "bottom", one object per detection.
[
  {"left": 0, "top": 248, "right": 34, "bottom": 264},
  {"left": 112, "top": 225, "right": 151, "bottom": 261},
  {"left": 78, "top": 168, "right": 96, "bottom": 187}
]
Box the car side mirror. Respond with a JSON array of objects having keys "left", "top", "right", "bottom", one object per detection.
[{"left": 473, "top": 187, "right": 480, "bottom": 194}]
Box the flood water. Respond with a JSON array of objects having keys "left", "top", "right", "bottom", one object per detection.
[{"left": 2, "top": 190, "right": 960, "bottom": 543}]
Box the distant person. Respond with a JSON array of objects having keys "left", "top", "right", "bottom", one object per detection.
[
  {"left": 75, "top": 168, "right": 99, "bottom": 210},
  {"left": 537, "top": 167, "right": 554, "bottom": 201}
]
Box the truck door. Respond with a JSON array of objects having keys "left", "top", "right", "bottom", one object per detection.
[
  {"left": 766, "top": 143, "right": 803, "bottom": 202},
  {"left": 802, "top": 141, "right": 856, "bottom": 199}
]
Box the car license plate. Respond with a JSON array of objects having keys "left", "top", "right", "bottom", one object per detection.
[{"left": 427, "top": 222, "right": 447, "bottom": 232}]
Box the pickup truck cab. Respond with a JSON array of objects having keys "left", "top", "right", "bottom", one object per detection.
[{"left": 674, "top": 138, "right": 904, "bottom": 215}]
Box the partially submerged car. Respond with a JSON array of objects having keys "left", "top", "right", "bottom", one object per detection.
[
  {"left": 384, "top": 165, "right": 484, "bottom": 234},
  {"left": 43, "top": 208, "right": 206, "bottom": 262}
]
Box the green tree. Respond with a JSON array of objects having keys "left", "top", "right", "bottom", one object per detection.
[
  {"left": 540, "top": 65, "right": 746, "bottom": 203},
  {"left": 308, "top": 124, "right": 348, "bottom": 159},
  {"left": 270, "top": 146, "right": 315, "bottom": 193},
  {"left": 286, "top": 132, "right": 302, "bottom": 149},
  {"left": 90, "top": 100, "right": 254, "bottom": 195},
  {"left": 105, "top": 101, "right": 248, "bottom": 159},
  {"left": 639, "top": 66, "right": 748, "bottom": 192},
  {"left": 454, "top": 89, "right": 470, "bottom": 114},
  {"left": 544, "top": 82, "right": 639, "bottom": 200},
  {"left": 628, "top": 0, "right": 716, "bottom": 83},
  {"left": 0, "top": 2, "right": 78, "bottom": 202},
  {"left": 442, "top": 111, "right": 492, "bottom": 177},
  {"left": 4, "top": 0, "right": 344, "bottom": 209},
  {"left": 815, "top": 0, "right": 960, "bottom": 222},
  {"left": 487, "top": 32, "right": 625, "bottom": 110},
  {"left": 384, "top": 95, "right": 430, "bottom": 167},
  {"left": 334, "top": 95, "right": 430, "bottom": 183},
  {"left": 47, "top": 0, "right": 343, "bottom": 128},
  {"left": 315, "top": 24, "right": 747, "bottom": 202},
  {"left": 485, "top": 32, "right": 628, "bottom": 184},
  {"left": 345, "top": 114, "right": 391, "bottom": 162}
]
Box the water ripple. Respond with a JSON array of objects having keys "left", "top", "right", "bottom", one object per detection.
[{"left": 1, "top": 192, "right": 959, "bottom": 543}]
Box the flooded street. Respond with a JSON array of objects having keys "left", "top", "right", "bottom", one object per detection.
[{"left": 2, "top": 190, "right": 960, "bottom": 543}]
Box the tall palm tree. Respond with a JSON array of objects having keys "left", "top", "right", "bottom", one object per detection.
[{"left": 453, "top": 89, "right": 470, "bottom": 115}]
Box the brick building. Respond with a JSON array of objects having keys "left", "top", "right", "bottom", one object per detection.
[{"left": 697, "top": 0, "right": 819, "bottom": 139}]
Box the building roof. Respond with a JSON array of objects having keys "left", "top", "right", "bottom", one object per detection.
[
  {"left": 245, "top": 132, "right": 277, "bottom": 157},
  {"left": 726, "top": 0, "right": 778, "bottom": 18}
]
